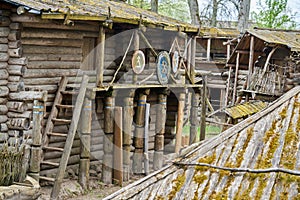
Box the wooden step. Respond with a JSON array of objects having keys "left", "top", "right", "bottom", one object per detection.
[
  {"left": 41, "top": 161, "right": 60, "bottom": 167},
  {"left": 39, "top": 176, "right": 55, "bottom": 182},
  {"left": 43, "top": 146, "right": 64, "bottom": 152},
  {"left": 47, "top": 132, "right": 68, "bottom": 137},
  {"left": 56, "top": 104, "right": 74, "bottom": 109},
  {"left": 52, "top": 118, "right": 71, "bottom": 124}
]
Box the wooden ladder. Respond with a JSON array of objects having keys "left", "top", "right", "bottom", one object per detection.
[{"left": 39, "top": 75, "right": 89, "bottom": 199}]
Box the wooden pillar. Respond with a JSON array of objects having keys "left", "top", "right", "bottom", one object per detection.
[
  {"left": 102, "top": 96, "right": 114, "bottom": 184},
  {"left": 224, "top": 65, "right": 232, "bottom": 107},
  {"left": 97, "top": 26, "right": 105, "bottom": 87},
  {"left": 122, "top": 92, "right": 134, "bottom": 181},
  {"left": 227, "top": 42, "right": 231, "bottom": 61},
  {"left": 29, "top": 100, "right": 44, "bottom": 181},
  {"left": 191, "top": 37, "right": 196, "bottom": 84},
  {"left": 175, "top": 92, "right": 185, "bottom": 154},
  {"left": 78, "top": 97, "right": 92, "bottom": 190},
  {"left": 232, "top": 53, "right": 240, "bottom": 105},
  {"left": 153, "top": 91, "right": 167, "bottom": 170},
  {"left": 207, "top": 38, "right": 211, "bottom": 61},
  {"left": 133, "top": 89, "right": 149, "bottom": 174},
  {"left": 187, "top": 38, "right": 192, "bottom": 76},
  {"left": 113, "top": 107, "right": 123, "bottom": 185},
  {"left": 190, "top": 91, "right": 200, "bottom": 144},
  {"left": 200, "top": 76, "right": 207, "bottom": 141},
  {"left": 247, "top": 36, "right": 255, "bottom": 89}
]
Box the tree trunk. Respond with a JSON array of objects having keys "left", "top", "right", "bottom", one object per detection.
[
  {"left": 188, "top": 0, "right": 201, "bottom": 25},
  {"left": 237, "top": 0, "right": 251, "bottom": 33},
  {"left": 211, "top": 0, "right": 218, "bottom": 27},
  {"left": 151, "top": 0, "right": 158, "bottom": 13}
]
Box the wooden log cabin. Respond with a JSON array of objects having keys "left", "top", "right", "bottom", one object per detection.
[
  {"left": 226, "top": 28, "right": 300, "bottom": 108},
  {"left": 0, "top": 0, "right": 220, "bottom": 195}
]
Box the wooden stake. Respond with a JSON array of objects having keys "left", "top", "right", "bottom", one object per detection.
[
  {"left": 97, "top": 26, "right": 105, "bottom": 87},
  {"left": 200, "top": 76, "right": 207, "bottom": 141},
  {"left": 113, "top": 106, "right": 123, "bottom": 186},
  {"left": 175, "top": 92, "right": 185, "bottom": 154},
  {"left": 79, "top": 97, "right": 92, "bottom": 190}
]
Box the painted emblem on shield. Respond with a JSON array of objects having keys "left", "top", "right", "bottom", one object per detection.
[
  {"left": 157, "top": 51, "right": 171, "bottom": 85},
  {"left": 172, "top": 50, "right": 179, "bottom": 73},
  {"left": 132, "top": 50, "right": 145, "bottom": 74}
]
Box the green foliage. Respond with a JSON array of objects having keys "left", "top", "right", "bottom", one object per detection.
[
  {"left": 252, "top": 0, "right": 297, "bottom": 29},
  {"left": 127, "top": 0, "right": 191, "bottom": 23}
]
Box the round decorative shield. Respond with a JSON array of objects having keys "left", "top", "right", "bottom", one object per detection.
[
  {"left": 132, "top": 50, "right": 145, "bottom": 74},
  {"left": 172, "top": 50, "right": 179, "bottom": 73},
  {"left": 157, "top": 51, "right": 171, "bottom": 85}
]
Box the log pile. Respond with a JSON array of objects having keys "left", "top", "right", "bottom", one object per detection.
[{"left": 0, "top": 9, "right": 10, "bottom": 145}]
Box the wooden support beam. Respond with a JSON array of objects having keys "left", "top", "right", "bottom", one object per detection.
[
  {"left": 79, "top": 97, "right": 92, "bottom": 190},
  {"left": 191, "top": 37, "right": 196, "bottom": 84},
  {"left": 232, "top": 53, "right": 240, "bottom": 105},
  {"left": 113, "top": 107, "right": 123, "bottom": 186},
  {"left": 97, "top": 26, "right": 105, "bottom": 87},
  {"left": 175, "top": 92, "right": 185, "bottom": 153},
  {"left": 102, "top": 96, "right": 115, "bottom": 184},
  {"left": 122, "top": 92, "right": 134, "bottom": 181},
  {"left": 190, "top": 92, "right": 200, "bottom": 144},
  {"left": 247, "top": 36, "right": 255, "bottom": 89},
  {"left": 226, "top": 42, "right": 231, "bottom": 61},
  {"left": 153, "top": 92, "right": 167, "bottom": 170},
  {"left": 200, "top": 76, "right": 207, "bottom": 141}
]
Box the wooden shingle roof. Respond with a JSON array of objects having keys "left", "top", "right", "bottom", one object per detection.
[
  {"left": 106, "top": 86, "right": 300, "bottom": 199},
  {"left": 3, "top": 0, "right": 198, "bottom": 32}
]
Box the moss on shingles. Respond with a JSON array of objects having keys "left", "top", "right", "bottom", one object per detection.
[{"left": 167, "top": 172, "right": 186, "bottom": 200}]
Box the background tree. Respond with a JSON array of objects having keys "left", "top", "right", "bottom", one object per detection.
[
  {"left": 252, "top": 0, "right": 296, "bottom": 29},
  {"left": 151, "top": 0, "right": 158, "bottom": 13},
  {"left": 237, "top": 0, "right": 251, "bottom": 33},
  {"left": 187, "top": 0, "right": 201, "bottom": 25}
]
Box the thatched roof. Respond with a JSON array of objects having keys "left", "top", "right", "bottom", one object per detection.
[
  {"left": 3, "top": 0, "right": 198, "bottom": 32},
  {"left": 105, "top": 86, "right": 300, "bottom": 199}
]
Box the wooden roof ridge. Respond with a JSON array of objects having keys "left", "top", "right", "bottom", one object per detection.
[{"left": 105, "top": 85, "right": 300, "bottom": 199}]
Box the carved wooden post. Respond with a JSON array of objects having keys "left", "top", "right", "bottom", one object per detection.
[
  {"left": 122, "top": 90, "right": 134, "bottom": 181},
  {"left": 79, "top": 96, "right": 92, "bottom": 190},
  {"left": 113, "top": 106, "right": 123, "bottom": 185},
  {"left": 29, "top": 100, "right": 44, "bottom": 181},
  {"left": 175, "top": 91, "right": 185, "bottom": 154},
  {"left": 190, "top": 90, "right": 200, "bottom": 144},
  {"left": 133, "top": 89, "right": 149, "bottom": 174},
  {"left": 200, "top": 76, "right": 207, "bottom": 141},
  {"left": 102, "top": 95, "right": 115, "bottom": 184},
  {"left": 97, "top": 26, "right": 105, "bottom": 87},
  {"left": 153, "top": 91, "right": 167, "bottom": 170}
]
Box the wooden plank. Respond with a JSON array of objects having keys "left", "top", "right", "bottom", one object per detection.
[
  {"left": 247, "top": 36, "right": 255, "bottom": 89},
  {"left": 200, "top": 76, "right": 207, "bottom": 141},
  {"left": 144, "top": 103, "right": 150, "bottom": 175},
  {"left": 232, "top": 52, "right": 240, "bottom": 105},
  {"left": 113, "top": 107, "right": 123, "bottom": 186},
  {"left": 96, "top": 26, "right": 105, "bottom": 86}
]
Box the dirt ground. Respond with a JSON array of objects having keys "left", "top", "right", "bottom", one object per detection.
[{"left": 37, "top": 176, "right": 143, "bottom": 200}]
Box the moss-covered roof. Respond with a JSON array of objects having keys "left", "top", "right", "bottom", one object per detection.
[
  {"left": 200, "top": 27, "right": 239, "bottom": 38},
  {"left": 225, "top": 101, "right": 267, "bottom": 119},
  {"left": 106, "top": 86, "right": 300, "bottom": 199},
  {"left": 4, "top": 0, "right": 198, "bottom": 32}
]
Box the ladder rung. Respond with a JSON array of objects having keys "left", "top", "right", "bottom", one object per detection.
[
  {"left": 39, "top": 176, "right": 55, "bottom": 182},
  {"left": 41, "top": 161, "right": 60, "bottom": 167},
  {"left": 56, "top": 104, "right": 74, "bottom": 109},
  {"left": 52, "top": 118, "right": 71, "bottom": 124},
  {"left": 48, "top": 132, "right": 68, "bottom": 137},
  {"left": 43, "top": 146, "right": 64, "bottom": 152},
  {"left": 61, "top": 90, "right": 79, "bottom": 95}
]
